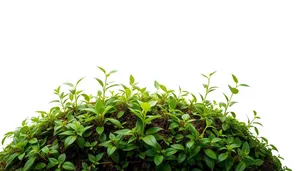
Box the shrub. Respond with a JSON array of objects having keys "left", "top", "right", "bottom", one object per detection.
[{"left": 0, "top": 67, "right": 291, "bottom": 171}]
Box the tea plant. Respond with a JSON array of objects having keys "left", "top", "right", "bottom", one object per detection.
[{"left": 0, "top": 67, "right": 291, "bottom": 171}]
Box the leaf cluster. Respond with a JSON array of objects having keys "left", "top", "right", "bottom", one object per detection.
[{"left": 0, "top": 68, "right": 291, "bottom": 171}]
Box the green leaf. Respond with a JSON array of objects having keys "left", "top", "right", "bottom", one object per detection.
[
  {"left": 225, "top": 159, "right": 234, "bottom": 171},
  {"left": 254, "top": 127, "right": 259, "bottom": 135},
  {"left": 64, "top": 135, "right": 77, "bottom": 149},
  {"left": 254, "top": 159, "right": 264, "bottom": 166},
  {"left": 201, "top": 74, "right": 208, "bottom": 78},
  {"left": 76, "top": 77, "right": 85, "bottom": 86},
  {"left": 64, "top": 82, "right": 74, "bottom": 87},
  {"left": 154, "top": 155, "right": 164, "bottom": 166},
  {"left": 95, "top": 78, "right": 104, "bottom": 87},
  {"left": 77, "top": 136, "right": 85, "bottom": 149},
  {"left": 34, "top": 162, "right": 46, "bottom": 169},
  {"left": 204, "top": 155, "right": 215, "bottom": 170},
  {"left": 154, "top": 80, "right": 160, "bottom": 89},
  {"left": 142, "top": 135, "right": 157, "bottom": 147},
  {"left": 23, "top": 157, "right": 36, "bottom": 171},
  {"left": 190, "top": 146, "right": 201, "bottom": 158},
  {"left": 223, "top": 93, "right": 229, "bottom": 102},
  {"left": 107, "top": 145, "right": 117, "bottom": 156},
  {"left": 222, "top": 123, "right": 230, "bottom": 131},
  {"left": 242, "top": 142, "right": 250, "bottom": 155},
  {"left": 171, "top": 144, "right": 185, "bottom": 151},
  {"left": 130, "top": 74, "right": 135, "bottom": 85},
  {"left": 186, "top": 140, "right": 194, "bottom": 149},
  {"left": 141, "top": 102, "right": 151, "bottom": 113},
  {"left": 159, "top": 84, "right": 168, "bottom": 92},
  {"left": 181, "top": 114, "right": 190, "bottom": 120},
  {"left": 83, "top": 108, "right": 98, "bottom": 115},
  {"left": 161, "top": 163, "right": 172, "bottom": 171},
  {"left": 47, "top": 158, "right": 58, "bottom": 168},
  {"left": 229, "top": 85, "right": 239, "bottom": 94},
  {"left": 209, "top": 71, "right": 216, "bottom": 76},
  {"left": 88, "top": 154, "right": 96, "bottom": 163},
  {"left": 218, "top": 153, "right": 228, "bottom": 162},
  {"left": 95, "top": 100, "right": 104, "bottom": 113},
  {"left": 117, "top": 111, "right": 125, "bottom": 118},
  {"left": 232, "top": 74, "right": 238, "bottom": 83},
  {"left": 239, "top": 84, "right": 249, "bottom": 87},
  {"left": 110, "top": 151, "right": 120, "bottom": 163},
  {"left": 115, "top": 129, "right": 132, "bottom": 135},
  {"left": 97, "top": 66, "right": 106, "bottom": 74},
  {"left": 96, "top": 126, "right": 104, "bottom": 135},
  {"left": 18, "top": 152, "right": 25, "bottom": 160},
  {"left": 164, "top": 148, "right": 178, "bottom": 156},
  {"left": 5, "top": 153, "right": 18, "bottom": 169},
  {"left": 178, "top": 153, "right": 186, "bottom": 163},
  {"left": 1, "top": 131, "right": 13, "bottom": 145},
  {"left": 105, "top": 118, "right": 122, "bottom": 128},
  {"left": 205, "top": 149, "right": 217, "bottom": 160},
  {"left": 235, "top": 161, "right": 246, "bottom": 171},
  {"left": 146, "top": 127, "right": 163, "bottom": 135},
  {"left": 168, "top": 98, "right": 177, "bottom": 110},
  {"left": 58, "top": 153, "right": 66, "bottom": 164},
  {"left": 96, "top": 153, "right": 104, "bottom": 161},
  {"left": 107, "top": 70, "right": 117, "bottom": 76},
  {"left": 29, "top": 138, "right": 38, "bottom": 144},
  {"left": 62, "top": 161, "right": 76, "bottom": 170},
  {"left": 211, "top": 138, "right": 222, "bottom": 144}
]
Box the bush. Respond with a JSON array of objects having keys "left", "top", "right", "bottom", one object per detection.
[{"left": 0, "top": 67, "right": 291, "bottom": 171}]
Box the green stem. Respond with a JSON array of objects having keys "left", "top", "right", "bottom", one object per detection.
[
  {"left": 102, "top": 76, "right": 108, "bottom": 102},
  {"left": 224, "top": 93, "right": 233, "bottom": 115},
  {"left": 203, "top": 77, "right": 211, "bottom": 102}
]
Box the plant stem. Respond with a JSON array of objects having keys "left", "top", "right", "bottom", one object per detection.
[
  {"left": 203, "top": 77, "right": 210, "bottom": 102},
  {"left": 102, "top": 76, "right": 108, "bottom": 102},
  {"left": 224, "top": 93, "right": 233, "bottom": 115}
]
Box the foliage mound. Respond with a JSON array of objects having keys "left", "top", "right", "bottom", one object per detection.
[{"left": 0, "top": 67, "right": 290, "bottom": 171}]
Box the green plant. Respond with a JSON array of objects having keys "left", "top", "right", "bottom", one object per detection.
[{"left": 0, "top": 67, "right": 291, "bottom": 171}]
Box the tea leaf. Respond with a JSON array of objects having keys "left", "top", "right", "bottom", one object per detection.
[
  {"left": 34, "top": 162, "right": 46, "bottom": 169},
  {"left": 171, "top": 144, "right": 185, "bottom": 151},
  {"left": 107, "top": 145, "right": 117, "bottom": 156},
  {"left": 141, "top": 102, "right": 151, "bottom": 114},
  {"left": 204, "top": 155, "right": 215, "bottom": 170},
  {"left": 254, "top": 159, "right": 264, "bottom": 166},
  {"left": 64, "top": 135, "right": 77, "bottom": 149},
  {"left": 97, "top": 66, "right": 106, "bottom": 74},
  {"left": 232, "top": 74, "right": 238, "bottom": 83},
  {"left": 218, "top": 153, "right": 228, "bottom": 162},
  {"left": 239, "top": 84, "right": 249, "bottom": 87},
  {"left": 229, "top": 85, "right": 239, "bottom": 94},
  {"left": 95, "top": 78, "right": 104, "bottom": 87},
  {"left": 242, "top": 142, "right": 250, "bottom": 155},
  {"left": 154, "top": 80, "right": 159, "bottom": 89},
  {"left": 154, "top": 155, "right": 164, "bottom": 166},
  {"left": 205, "top": 149, "right": 217, "bottom": 160},
  {"left": 178, "top": 153, "right": 186, "bottom": 163},
  {"left": 130, "top": 75, "right": 135, "bottom": 85},
  {"left": 23, "top": 157, "right": 36, "bottom": 171},
  {"left": 146, "top": 127, "right": 163, "bottom": 135},
  {"left": 159, "top": 84, "right": 168, "bottom": 92},
  {"left": 107, "top": 70, "right": 117, "bottom": 76},
  {"left": 58, "top": 153, "right": 66, "bottom": 164},
  {"left": 62, "top": 161, "right": 76, "bottom": 170},
  {"left": 142, "top": 135, "right": 157, "bottom": 147},
  {"left": 235, "top": 161, "right": 246, "bottom": 171},
  {"left": 96, "top": 126, "right": 104, "bottom": 135}
]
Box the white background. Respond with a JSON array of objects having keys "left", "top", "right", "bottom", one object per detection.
[{"left": 0, "top": 1, "right": 299, "bottom": 170}]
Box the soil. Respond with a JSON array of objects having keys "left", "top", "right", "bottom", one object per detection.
[{"left": 258, "top": 159, "right": 274, "bottom": 171}]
